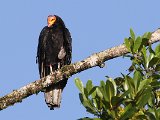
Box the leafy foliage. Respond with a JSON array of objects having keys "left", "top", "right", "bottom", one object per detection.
[{"left": 75, "top": 29, "right": 160, "bottom": 120}]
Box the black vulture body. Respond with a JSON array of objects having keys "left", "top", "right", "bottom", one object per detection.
[{"left": 37, "top": 15, "right": 72, "bottom": 110}]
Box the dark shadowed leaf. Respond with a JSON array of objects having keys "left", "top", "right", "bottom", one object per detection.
[
  {"left": 138, "top": 37, "right": 149, "bottom": 51},
  {"left": 148, "top": 57, "right": 159, "bottom": 68},
  {"left": 111, "top": 96, "right": 123, "bottom": 107},
  {"left": 79, "top": 93, "right": 84, "bottom": 105},
  {"left": 155, "top": 65, "right": 160, "bottom": 71},
  {"left": 145, "top": 112, "right": 157, "bottom": 120},
  {"left": 135, "top": 115, "right": 148, "bottom": 119},
  {"left": 84, "top": 88, "right": 88, "bottom": 98},
  {"left": 148, "top": 44, "right": 155, "bottom": 54},
  {"left": 114, "top": 77, "right": 124, "bottom": 86},
  {"left": 89, "top": 86, "right": 97, "bottom": 97},
  {"left": 102, "top": 99, "right": 110, "bottom": 110}
]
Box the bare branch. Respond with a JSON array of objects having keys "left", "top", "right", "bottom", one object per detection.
[{"left": 0, "top": 29, "right": 160, "bottom": 110}]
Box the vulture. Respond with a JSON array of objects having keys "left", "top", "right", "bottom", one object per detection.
[{"left": 36, "top": 15, "right": 72, "bottom": 110}]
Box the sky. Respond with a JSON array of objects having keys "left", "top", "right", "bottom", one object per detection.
[{"left": 0, "top": 0, "right": 160, "bottom": 120}]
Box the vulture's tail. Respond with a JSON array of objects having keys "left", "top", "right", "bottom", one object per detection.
[
  {"left": 44, "top": 79, "right": 67, "bottom": 110},
  {"left": 40, "top": 63, "right": 67, "bottom": 110}
]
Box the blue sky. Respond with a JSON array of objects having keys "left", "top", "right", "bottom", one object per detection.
[{"left": 0, "top": 0, "right": 160, "bottom": 120}]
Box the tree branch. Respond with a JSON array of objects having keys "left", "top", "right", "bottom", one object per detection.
[{"left": 0, "top": 29, "right": 160, "bottom": 110}]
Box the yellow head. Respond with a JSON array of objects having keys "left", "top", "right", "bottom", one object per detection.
[{"left": 47, "top": 15, "right": 56, "bottom": 27}]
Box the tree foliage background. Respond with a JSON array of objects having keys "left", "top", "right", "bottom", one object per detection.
[{"left": 75, "top": 29, "right": 160, "bottom": 120}]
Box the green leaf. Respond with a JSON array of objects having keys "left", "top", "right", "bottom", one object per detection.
[
  {"left": 155, "top": 108, "right": 160, "bottom": 119},
  {"left": 84, "top": 88, "right": 88, "bottom": 98},
  {"left": 145, "top": 112, "right": 157, "bottom": 120},
  {"left": 99, "top": 81, "right": 108, "bottom": 102},
  {"left": 96, "top": 87, "right": 103, "bottom": 99},
  {"left": 79, "top": 93, "right": 97, "bottom": 115},
  {"left": 130, "top": 28, "right": 135, "bottom": 40},
  {"left": 124, "top": 38, "right": 131, "bottom": 52},
  {"left": 114, "top": 77, "right": 124, "bottom": 86},
  {"left": 89, "top": 87, "right": 98, "bottom": 108},
  {"left": 94, "top": 94, "right": 103, "bottom": 110},
  {"left": 147, "top": 32, "right": 151, "bottom": 39},
  {"left": 125, "top": 75, "right": 135, "bottom": 98},
  {"left": 142, "top": 32, "right": 151, "bottom": 39},
  {"left": 79, "top": 94, "right": 92, "bottom": 111},
  {"left": 123, "top": 78, "right": 129, "bottom": 91},
  {"left": 100, "top": 80, "right": 105, "bottom": 88},
  {"left": 142, "top": 46, "right": 147, "bottom": 59},
  {"left": 135, "top": 115, "right": 148, "bottom": 120},
  {"left": 148, "top": 53, "right": 155, "bottom": 63},
  {"left": 120, "top": 89, "right": 130, "bottom": 98},
  {"left": 141, "top": 46, "right": 148, "bottom": 68},
  {"left": 86, "top": 80, "right": 93, "bottom": 93},
  {"left": 137, "top": 79, "right": 151, "bottom": 92},
  {"left": 133, "top": 36, "right": 142, "bottom": 53},
  {"left": 148, "top": 44, "right": 155, "bottom": 54},
  {"left": 108, "top": 78, "right": 117, "bottom": 96},
  {"left": 138, "top": 38, "right": 149, "bottom": 52},
  {"left": 155, "top": 44, "right": 160, "bottom": 55},
  {"left": 120, "top": 103, "right": 137, "bottom": 120},
  {"left": 102, "top": 99, "right": 110, "bottom": 110},
  {"left": 150, "top": 80, "right": 160, "bottom": 88},
  {"left": 133, "top": 71, "right": 142, "bottom": 92},
  {"left": 79, "top": 93, "right": 84, "bottom": 105},
  {"left": 129, "top": 37, "right": 134, "bottom": 53},
  {"left": 136, "top": 86, "right": 152, "bottom": 108},
  {"left": 89, "top": 86, "right": 97, "bottom": 97},
  {"left": 111, "top": 96, "right": 123, "bottom": 107},
  {"left": 142, "top": 32, "right": 148, "bottom": 38},
  {"left": 106, "top": 80, "right": 115, "bottom": 102},
  {"left": 148, "top": 57, "right": 160, "bottom": 68},
  {"left": 148, "top": 92, "right": 155, "bottom": 107},
  {"left": 75, "top": 78, "right": 84, "bottom": 93}
]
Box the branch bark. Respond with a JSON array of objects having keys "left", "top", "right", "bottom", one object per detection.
[{"left": 0, "top": 29, "right": 160, "bottom": 110}]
